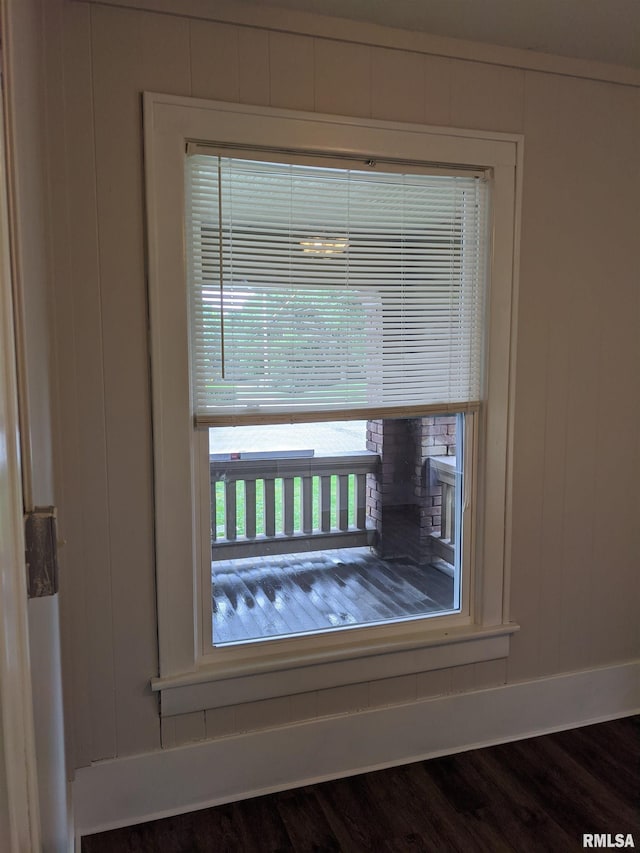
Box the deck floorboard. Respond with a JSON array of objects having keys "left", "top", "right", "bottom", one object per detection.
[{"left": 212, "top": 547, "right": 454, "bottom": 644}]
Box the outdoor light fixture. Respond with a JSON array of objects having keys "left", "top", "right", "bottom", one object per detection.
[{"left": 299, "top": 237, "right": 349, "bottom": 255}]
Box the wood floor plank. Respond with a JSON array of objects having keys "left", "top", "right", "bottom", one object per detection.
[
  {"left": 329, "top": 560, "right": 399, "bottom": 621},
  {"left": 519, "top": 730, "right": 640, "bottom": 830},
  {"left": 289, "top": 562, "right": 361, "bottom": 629},
  {"left": 545, "top": 718, "right": 640, "bottom": 808},
  {"left": 238, "top": 573, "right": 293, "bottom": 637},
  {"left": 313, "top": 773, "right": 395, "bottom": 850},
  {"left": 256, "top": 573, "right": 325, "bottom": 637},
  {"left": 359, "top": 563, "right": 434, "bottom": 614},
  {"left": 275, "top": 787, "right": 341, "bottom": 853},
  {"left": 229, "top": 797, "right": 294, "bottom": 852},
  {"left": 402, "top": 761, "right": 517, "bottom": 853},
  {"left": 462, "top": 744, "right": 578, "bottom": 852},
  {"left": 489, "top": 736, "right": 640, "bottom": 842},
  {"left": 275, "top": 569, "right": 337, "bottom": 634}
]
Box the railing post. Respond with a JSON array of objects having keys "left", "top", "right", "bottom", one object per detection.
[
  {"left": 264, "top": 478, "right": 276, "bottom": 537},
  {"left": 211, "top": 483, "right": 219, "bottom": 543},
  {"left": 337, "top": 474, "right": 349, "bottom": 531},
  {"left": 245, "top": 479, "right": 257, "bottom": 539},
  {"left": 301, "top": 475, "right": 313, "bottom": 534},
  {"left": 225, "top": 480, "right": 237, "bottom": 541},
  {"left": 283, "top": 477, "right": 295, "bottom": 536},
  {"left": 320, "top": 475, "right": 331, "bottom": 532},
  {"left": 356, "top": 472, "right": 366, "bottom": 531}
]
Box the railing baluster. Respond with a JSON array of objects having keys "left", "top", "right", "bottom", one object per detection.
[
  {"left": 301, "top": 475, "right": 313, "bottom": 534},
  {"left": 320, "top": 475, "right": 331, "bottom": 532},
  {"left": 283, "top": 477, "right": 294, "bottom": 536},
  {"left": 211, "top": 482, "right": 218, "bottom": 543},
  {"left": 337, "top": 474, "right": 349, "bottom": 531},
  {"left": 448, "top": 483, "right": 455, "bottom": 543},
  {"left": 264, "top": 478, "right": 275, "bottom": 537},
  {"left": 441, "top": 482, "right": 455, "bottom": 542},
  {"left": 225, "top": 479, "right": 237, "bottom": 541},
  {"left": 440, "top": 483, "right": 448, "bottom": 542},
  {"left": 245, "top": 479, "right": 256, "bottom": 539},
  {"left": 356, "top": 472, "right": 366, "bottom": 531}
]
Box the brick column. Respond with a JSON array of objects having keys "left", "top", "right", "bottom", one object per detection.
[{"left": 366, "top": 415, "right": 457, "bottom": 565}]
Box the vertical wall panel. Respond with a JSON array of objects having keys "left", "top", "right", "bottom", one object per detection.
[
  {"left": 314, "top": 39, "right": 371, "bottom": 118},
  {"left": 473, "top": 659, "right": 507, "bottom": 690},
  {"left": 588, "top": 83, "right": 640, "bottom": 666},
  {"left": 450, "top": 60, "right": 524, "bottom": 131},
  {"left": 91, "top": 2, "right": 159, "bottom": 758},
  {"left": 416, "top": 668, "right": 451, "bottom": 699},
  {"left": 160, "top": 717, "right": 176, "bottom": 749},
  {"left": 289, "top": 691, "right": 318, "bottom": 723},
  {"left": 269, "top": 31, "right": 315, "bottom": 110},
  {"left": 535, "top": 303, "right": 570, "bottom": 677},
  {"left": 370, "top": 47, "right": 425, "bottom": 123},
  {"left": 515, "top": 71, "right": 571, "bottom": 680},
  {"left": 58, "top": 0, "right": 117, "bottom": 765},
  {"left": 423, "top": 54, "right": 453, "bottom": 126},
  {"left": 450, "top": 663, "right": 476, "bottom": 693},
  {"left": 316, "top": 684, "right": 369, "bottom": 717},
  {"left": 140, "top": 10, "right": 191, "bottom": 95},
  {"left": 173, "top": 712, "right": 206, "bottom": 745},
  {"left": 368, "top": 674, "right": 417, "bottom": 708},
  {"left": 205, "top": 706, "right": 237, "bottom": 739},
  {"left": 238, "top": 28, "right": 270, "bottom": 106},
  {"left": 90, "top": 4, "right": 190, "bottom": 757},
  {"left": 234, "top": 697, "right": 292, "bottom": 734},
  {"left": 190, "top": 21, "right": 240, "bottom": 102},
  {"left": 540, "top": 77, "right": 604, "bottom": 676},
  {"left": 505, "top": 72, "right": 550, "bottom": 682}
]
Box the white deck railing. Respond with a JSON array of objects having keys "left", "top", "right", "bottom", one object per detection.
[{"left": 210, "top": 451, "right": 379, "bottom": 560}]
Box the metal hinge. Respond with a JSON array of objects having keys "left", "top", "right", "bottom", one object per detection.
[{"left": 24, "top": 507, "right": 59, "bottom": 598}]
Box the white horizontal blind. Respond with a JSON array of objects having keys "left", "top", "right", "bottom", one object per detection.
[{"left": 186, "top": 153, "right": 488, "bottom": 425}]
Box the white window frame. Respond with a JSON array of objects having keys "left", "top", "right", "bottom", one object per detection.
[{"left": 144, "top": 93, "right": 522, "bottom": 716}]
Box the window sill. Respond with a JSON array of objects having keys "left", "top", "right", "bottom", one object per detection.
[{"left": 152, "top": 621, "right": 519, "bottom": 716}]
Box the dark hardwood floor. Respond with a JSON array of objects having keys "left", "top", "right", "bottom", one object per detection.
[
  {"left": 82, "top": 715, "right": 639, "bottom": 852},
  {"left": 212, "top": 547, "right": 455, "bottom": 644}
]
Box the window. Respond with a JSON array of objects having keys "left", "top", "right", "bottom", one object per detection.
[
  {"left": 144, "top": 95, "right": 521, "bottom": 714},
  {"left": 188, "top": 152, "right": 484, "bottom": 647}
]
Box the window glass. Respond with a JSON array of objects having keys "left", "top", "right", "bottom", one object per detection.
[{"left": 209, "top": 415, "right": 464, "bottom": 645}]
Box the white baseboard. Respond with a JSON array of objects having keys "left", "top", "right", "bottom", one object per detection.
[{"left": 74, "top": 660, "right": 639, "bottom": 843}]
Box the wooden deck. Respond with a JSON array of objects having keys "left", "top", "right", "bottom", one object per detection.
[{"left": 212, "top": 547, "right": 454, "bottom": 645}]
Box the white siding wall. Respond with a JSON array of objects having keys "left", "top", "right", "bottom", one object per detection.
[{"left": 46, "top": 0, "right": 640, "bottom": 766}]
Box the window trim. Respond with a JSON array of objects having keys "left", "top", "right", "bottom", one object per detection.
[{"left": 143, "top": 93, "right": 522, "bottom": 713}]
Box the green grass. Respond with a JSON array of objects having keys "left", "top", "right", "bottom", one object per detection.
[{"left": 214, "top": 475, "right": 356, "bottom": 538}]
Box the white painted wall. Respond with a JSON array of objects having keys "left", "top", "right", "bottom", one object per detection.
[{"left": 44, "top": 0, "right": 640, "bottom": 780}]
